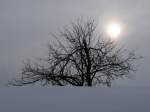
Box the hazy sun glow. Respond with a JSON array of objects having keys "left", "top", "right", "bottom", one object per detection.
[{"left": 106, "top": 22, "right": 121, "bottom": 39}]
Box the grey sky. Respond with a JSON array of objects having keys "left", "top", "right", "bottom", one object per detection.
[
  {"left": 1, "top": 1, "right": 150, "bottom": 112},
  {"left": 0, "top": 0, "right": 150, "bottom": 86}
]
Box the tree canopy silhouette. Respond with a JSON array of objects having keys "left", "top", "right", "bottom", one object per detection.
[{"left": 10, "top": 19, "right": 140, "bottom": 87}]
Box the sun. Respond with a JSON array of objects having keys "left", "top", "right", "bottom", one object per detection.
[{"left": 106, "top": 22, "right": 121, "bottom": 39}]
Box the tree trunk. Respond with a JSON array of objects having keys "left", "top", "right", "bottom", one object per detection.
[{"left": 87, "top": 79, "right": 92, "bottom": 86}]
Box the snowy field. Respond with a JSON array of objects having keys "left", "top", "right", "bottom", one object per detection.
[{"left": 0, "top": 87, "right": 150, "bottom": 112}]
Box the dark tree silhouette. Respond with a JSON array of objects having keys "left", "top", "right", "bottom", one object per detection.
[{"left": 10, "top": 19, "right": 140, "bottom": 87}]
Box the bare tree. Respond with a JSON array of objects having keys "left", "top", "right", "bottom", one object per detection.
[{"left": 10, "top": 19, "right": 140, "bottom": 87}]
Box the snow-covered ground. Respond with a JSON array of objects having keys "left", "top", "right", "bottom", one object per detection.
[{"left": 0, "top": 87, "right": 150, "bottom": 112}]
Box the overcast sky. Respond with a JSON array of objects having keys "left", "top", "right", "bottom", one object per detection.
[
  {"left": 1, "top": 0, "right": 150, "bottom": 112},
  {"left": 0, "top": 0, "right": 150, "bottom": 86}
]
